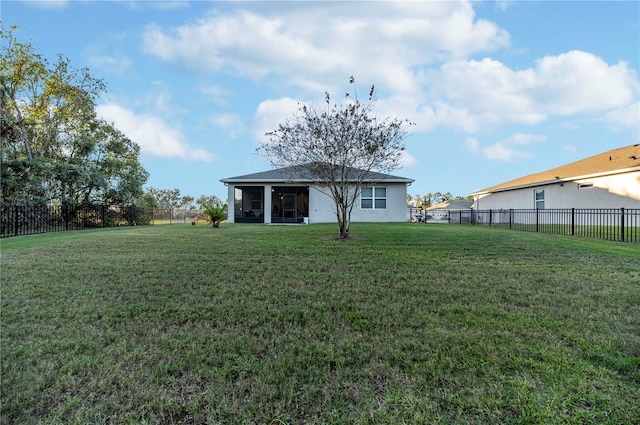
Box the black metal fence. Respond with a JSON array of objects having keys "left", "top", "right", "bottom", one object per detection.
[
  {"left": 447, "top": 208, "right": 640, "bottom": 243},
  {"left": 0, "top": 204, "right": 153, "bottom": 238},
  {"left": 0, "top": 205, "right": 209, "bottom": 238}
]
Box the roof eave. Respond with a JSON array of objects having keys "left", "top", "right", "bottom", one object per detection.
[
  {"left": 472, "top": 166, "right": 640, "bottom": 195},
  {"left": 220, "top": 178, "right": 415, "bottom": 184}
]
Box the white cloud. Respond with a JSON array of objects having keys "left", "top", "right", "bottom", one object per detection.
[
  {"left": 127, "top": 1, "right": 189, "bottom": 11},
  {"left": 465, "top": 137, "right": 481, "bottom": 155},
  {"left": 399, "top": 150, "right": 418, "bottom": 168},
  {"left": 201, "top": 84, "right": 233, "bottom": 105},
  {"left": 465, "top": 133, "right": 546, "bottom": 162},
  {"left": 252, "top": 97, "right": 302, "bottom": 143},
  {"left": 209, "top": 113, "right": 244, "bottom": 140},
  {"left": 495, "top": 1, "right": 514, "bottom": 12},
  {"left": 88, "top": 54, "right": 133, "bottom": 77},
  {"left": 142, "top": 1, "right": 509, "bottom": 94},
  {"left": 140, "top": 2, "right": 637, "bottom": 140},
  {"left": 22, "top": 0, "right": 68, "bottom": 9},
  {"left": 97, "top": 103, "right": 217, "bottom": 162},
  {"left": 427, "top": 58, "right": 543, "bottom": 126},
  {"left": 425, "top": 51, "right": 637, "bottom": 131},
  {"left": 531, "top": 51, "right": 637, "bottom": 115},
  {"left": 602, "top": 102, "right": 640, "bottom": 141}
]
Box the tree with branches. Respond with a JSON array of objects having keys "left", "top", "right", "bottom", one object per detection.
[
  {"left": 258, "top": 77, "right": 413, "bottom": 239},
  {"left": 1, "top": 25, "right": 147, "bottom": 206}
]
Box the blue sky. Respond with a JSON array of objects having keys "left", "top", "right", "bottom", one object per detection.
[{"left": 3, "top": 0, "right": 639, "bottom": 202}]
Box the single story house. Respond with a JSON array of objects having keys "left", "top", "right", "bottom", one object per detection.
[
  {"left": 471, "top": 145, "right": 640, "bottom": 210},
  {"left": 426, "top": 200, "right": 473, "bottom": 221},
  {"left": 220, "top": 165, "right": 414, "bottom": 224}
]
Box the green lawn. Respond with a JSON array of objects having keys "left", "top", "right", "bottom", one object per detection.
[{"left": 1, "top": 223, "right": 639, "bottom": 424}]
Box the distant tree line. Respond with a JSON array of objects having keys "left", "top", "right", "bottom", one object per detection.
[
  {"left": 407, "top": 193, "right": 473, "bottom": 208},
  {"left": 141, "top": 188, "right": 223, "bottom": 211}
]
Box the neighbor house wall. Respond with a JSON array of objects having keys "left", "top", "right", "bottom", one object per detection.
[{"left": 474, "top": 171, "right": 640, "bottom": 210}]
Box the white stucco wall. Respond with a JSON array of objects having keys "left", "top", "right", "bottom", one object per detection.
[
  {"left": 308, "top": 183, "right": 409, "bottom": 223},
  {"left": 225, "top": 182, "right": 410, "bottom": 224},
  {"left": 474, "top": 171, "right": 640, "bottom": 210}
]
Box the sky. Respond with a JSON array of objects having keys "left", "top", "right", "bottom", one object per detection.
[{"left": 3, "top": 0, "right": 639, "bottom": 202}]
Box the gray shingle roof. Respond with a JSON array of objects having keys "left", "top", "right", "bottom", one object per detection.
[{"left": 220, "top": 164, "right": 414, "bottom": 184}]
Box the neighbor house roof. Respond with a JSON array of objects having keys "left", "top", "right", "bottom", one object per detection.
[
  {"left": 473, "top": 144, "right": 640, "bottom": 195},
  {"left": 221, "top": 164, "right": 414, "bottom": 184},
  {"left": 426, "top": 200, "right": 473, "bottom": 211}
]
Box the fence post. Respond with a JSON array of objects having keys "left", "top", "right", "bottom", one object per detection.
[
  {"left": 536, "top": 208, "right": 539, "bottom": 233},
  {"left": 489, "top": 209, "right": 492, "bottom": 226},
  {"left": 571, "top": 208, "right": 575, "bottom": 236},
  {"left": 509, "top": 209, "right": 513, "bottom": 230},
  {"left": 14, "top": 205, "right": 19, "bottom": 237},
  {"left": 620, "top": 207, "right": 625, "bottom": 243}
]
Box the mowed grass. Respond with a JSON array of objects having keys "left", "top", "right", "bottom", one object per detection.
[{"left": 1, "top": 223, "right": 639, "bottom": 424}]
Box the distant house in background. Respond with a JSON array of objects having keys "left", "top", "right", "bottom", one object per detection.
[
  {"left": 407, "top": 205, "right": 421, "bottom": 221},
  {"left": 220, "top": 165, "right": 414, "bottom": 224},
  {"left": 426, "top": 200, "right": 473, "bottom": 221},
  {"left": 472, "top": 145, "right": 640, "bottom": 210}
]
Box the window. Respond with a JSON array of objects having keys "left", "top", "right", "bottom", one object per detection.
[
  {"left": 534, "top": 189, "right": 545, "bottom": 209},
  {"left": 361, "top": 186, "right": 387, "bottom": 209}
]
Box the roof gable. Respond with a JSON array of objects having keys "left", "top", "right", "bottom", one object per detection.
[
  {"left": 474, "top": 144, "right": 640, "bottom": 194},
  {"left": 221, "top": 164, "right": 414, "bottom": 184}
]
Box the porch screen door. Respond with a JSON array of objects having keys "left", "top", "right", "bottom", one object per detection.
[{"left": 283, "top": 193, "right": 297, "bottom": 221}]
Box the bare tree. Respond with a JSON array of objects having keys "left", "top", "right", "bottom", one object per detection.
[{"left": 258, "top": 77, "right": 413, "bottom": 239}]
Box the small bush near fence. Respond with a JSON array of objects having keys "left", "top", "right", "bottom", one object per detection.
[
  {"left": 0, "top": 205, "right": 207, "bottom": 238},
  {"left": 447, "top": 208, "right": 640, "bottom": 243}
]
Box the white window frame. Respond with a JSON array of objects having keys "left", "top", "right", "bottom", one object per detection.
[
  {"left": 361, "top": 186, "right": 387, "bottom": 210},
  {"left": 534, "top": 189, "right": 545, "bottom": 209}
]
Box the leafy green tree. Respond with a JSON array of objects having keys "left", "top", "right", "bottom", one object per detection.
[
  {"left": 422, "top": 193, "right": 433, "bottom": 208},
  {"left": 1, "top": 24, "right": 147, "bottom": 205},
  {"left": 141, "top": 191, "right": 158, "bottom": 210},
  {"left": 258, "top": 76, "right": 413, "bottom": 239},
  {"left": 146, "top": 188, "right": 181, "bottom": 209}
]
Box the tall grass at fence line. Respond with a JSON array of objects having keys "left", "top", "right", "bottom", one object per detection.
[{"left": 2, "top": 223, "right": 639, "bottom": 424}]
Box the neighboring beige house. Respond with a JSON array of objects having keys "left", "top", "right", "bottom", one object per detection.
[
  {"left": 426, "top": 200, "right": 473, "bottom": 221},
  {"left": 220, "top": 165, "right": 414, "bottom": 224},
  {"left": 472, "top": 145, "right": 640, "bottom": 210}
]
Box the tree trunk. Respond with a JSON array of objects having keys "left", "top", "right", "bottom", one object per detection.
[
  {"left": 10, "top": 96, "right": 33, "bottom": 162},
  {"left": 336, "top": 202, "right": 350, "bottom": 239}
]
